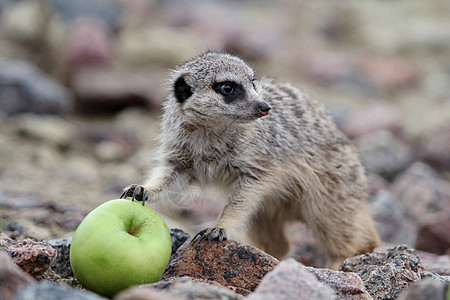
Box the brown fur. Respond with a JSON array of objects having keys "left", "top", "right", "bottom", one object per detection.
[{"left": 121, "top": 52, "right": 381, "bottom": 268}]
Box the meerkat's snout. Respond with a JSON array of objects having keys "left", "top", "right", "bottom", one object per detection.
[{"left": 257, "top": 102, "right": 271, "bottom": 116}]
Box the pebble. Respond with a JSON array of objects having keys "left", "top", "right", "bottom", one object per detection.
[{"left": 0, "top": 252, "right": 35, "bottom": 300}]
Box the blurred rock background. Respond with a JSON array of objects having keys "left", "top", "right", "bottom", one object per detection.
[{"left": 0, "top": 0, "right": 449, "bottom": 265}]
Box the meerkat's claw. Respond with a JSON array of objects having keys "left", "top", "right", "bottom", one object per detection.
[
  {"left": 194, "top": 228, "right": 227, "bottom": 244},
  {"left": 120, "top": 184, "right": 148, "bottom": 205}
]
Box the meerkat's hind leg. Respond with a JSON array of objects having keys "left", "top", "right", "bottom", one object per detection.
[{"left": 246, "top": 200, "right": 294, "bottom": 259}]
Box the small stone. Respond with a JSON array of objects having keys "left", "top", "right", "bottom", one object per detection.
[
  {"left": 161, "top": 234, "right": 279, "bottom": 295},
  {"left": 340, "top": 245, "right": 423, "bottom": 300},
  {"left": 0, "top": 252, "right": 35, "bottom": 300},
  {"left": 307, "top": 266, "right": 372, "bottom": 300},
  {"left": 13, "top": 280, "right": 107, "bottom": 300},
  {"left": 398, "top": 278, "right": 449, "bottom": 300},
  {"left": 416, "top": 208, "right": 450, "bottom": 255},
  {"left": 356, "top": 130, "right": 412, "bottom": 180},
  {"left": 417, "top": 251, "right": 450, "bottom": 276},
  {"left": 419, "top": 123, "right": 450, "bottom": 172},
  {"left": 247, "top": 258, "right": 336, "bottom": 300},
  {"left": 391, "top": 162, "right": 450, "bottom": 222},
  {"left": 169, "top": 228, "right": 190, "bottom": 256},
  {"left": 45, "top": 237, "right": 74, "bottom": 278},
  {"left": 14, "top": 114, "right": 75, "bottom": 148},
  {"left": 370, "top": 190, "right": 417, "bottom": 247},
  {"left": 0, "top": 234, "right": 57, "bottom": 277}
]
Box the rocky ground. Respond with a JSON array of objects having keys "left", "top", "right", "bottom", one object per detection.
[{"left": 1, "top": 0, "right": 450, "bottom": 299}]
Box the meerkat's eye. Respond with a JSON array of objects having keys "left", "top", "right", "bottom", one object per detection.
[
  {"left": 213, "top": 81, "right": 244, "bottom": 103},
  {"left": 215, "top": 83, "right": 235, "bottom": 95}
]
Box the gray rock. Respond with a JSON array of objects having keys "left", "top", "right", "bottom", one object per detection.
[
  {"left": 116, "top": 277, "right": 243, "bottom": 300},
  {"left": 247, "top": 258, "right": 336, "bottom": 300},
  {"left": 398, "top": 278, "right": 449, "bottom": 300},
  {"left": 0, "top": 252, "right": 35, "bottom": 300},
  {"left": 13, "top": 281, "right": 106, "bottom": 300},
  {"left": 370, "top": 190, "right": 417, "bottom": 247},
  {"left": 420, "top": 123, "right": 450, "bottom": 172},
  {"left": 340, "top": 245, "right": 423, "bottom": 300},
  {"left": 420, "top": 271, "right": 450, "bottom": 283},
  {"left": 356, "top": 130, "right": 412, "bottom": 180},
  {"left": 391, "top": 162, "right": 450, "bottom": 222},
  {"left": 417, "top": 251, "right": 450, "bottom": 276},
  {"left": 169, "top": 228, "right": 190, "bottom": 255},
  {"left": 46, "top": 237, "right": 74, "bottom": 278},
  {"left": 44, "top": 0, "right": 121, "bottom": 31},
  {"left": 0, "top": 59, "right": 73, "bottom": 116}
]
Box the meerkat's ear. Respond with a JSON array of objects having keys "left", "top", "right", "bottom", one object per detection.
[{"left": 174, "top": 76, "right": 193, "bottom": 103}]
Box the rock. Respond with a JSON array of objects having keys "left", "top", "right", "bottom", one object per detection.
[
  {"left": 169, "top": 228, "right": 190, "bottom": 256},
  {"left": 307, "top": 267, "right": 372, "bottom": 300},
  {"left": 13, "top": 280, "right": 107, "bottom": 300},
  {"left": 0, "top": 252, "right": 35, "bottom": 300},
  {"left": 398, "top": 278, "right": 449, "bottom": 300},
  {"left": 417, "top": 251, "right": 450, "bottom": 276},
  {"left": 70, "top": 66, "right": 165, "bottom": 112},
  {"left": 367, "top": 173, "right": 389, "bottom": 197},
  {"left": 341, "top": 104, "right": 405, "bottom": 139},
  {"left": 0, "top": 59, "right": 73, "bottom": 116},
  {"left": 416, "top": 208, "right": 450, "bottom": 255},
  {"left": 0, "top": 0, "right": 48, "bottom": 45},
  {"left": 391, "top": 162, "right": 450, "bottom": 222},
  {"left": 340, "top": 245, "right": 423, "bottom": 300},
  {"left": 419, "top": 123, "right": 450, "bottom": 172},
  {"left": 45, "top": 237, "right": 74, "bottom": 278},
  {"left": 2, "top": 221, "right": 26, "bottom": 239},
  {"left": 14, "top": 114, "right": 75, "bottom": 149},
  {"left": 116, "top": 277, "right": 244, "bottom": 300},
  {"left": 45, "top": 0, "right": 122, "bottom": 31},
  {"left": 0, "top": 234, "right": 57, "bottom": 277},
  {"left": 246, "top": 258, "right": 336, "bottom": 300},
  {"left": 370, "top": 190, "right": 417, "bottom": 247},
  {"left": 356, "top": 130, "right": 412, "bottom": 180},
  {"left": 359, "top": 55, "right": 419, "bottom": 93},
  {"left": 65, "top": 17, "right": 112, "bottom": 76},
  {"left": 161, "top": 234, "right": 279, "bottom": 295}
]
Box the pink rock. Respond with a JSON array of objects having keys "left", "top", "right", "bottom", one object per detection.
[
  {"left": 420, "top": 123, "right": 450, "bottom": 172},
  {"left": 341, "top": 104, "right": 405, "bottom": 139},
  {"left": 416, "top": 208, "right": 450, "bottom": 255},
  {"left": 247, "top": 258, "right": 336, "bottom": 300},
  {"left": 65, "top": 17, "right": 112, "bottom": 77},
  {"left": 0, "top": 234, "right": 57, "bottom": 277},
  {"left": 360, "top": 55, "right": 419, "bottom": 92}
]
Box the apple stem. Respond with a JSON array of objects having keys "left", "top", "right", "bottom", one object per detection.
[{"left": 127, "top": 220, "right": 147, "bottom": 236}]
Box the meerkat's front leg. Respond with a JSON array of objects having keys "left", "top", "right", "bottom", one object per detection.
[{"left": 120, "top": 162, "right": 187, "bottom": 205}]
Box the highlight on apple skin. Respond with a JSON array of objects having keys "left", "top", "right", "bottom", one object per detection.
[{"left": 69, "top": 198, "right": 172, "bottom": 297}]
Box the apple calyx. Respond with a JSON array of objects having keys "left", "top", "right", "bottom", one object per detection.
[{"left": 127, "top": 219, "right": 147, "bottom": 236}]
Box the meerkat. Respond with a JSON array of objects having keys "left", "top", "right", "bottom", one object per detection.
[{"left": 121, "top": 51, "right": 380, "bottom": 268}]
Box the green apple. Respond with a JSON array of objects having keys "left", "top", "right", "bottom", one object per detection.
[{"left": 70, "top": 198, "right": 172, "bottom": 297}]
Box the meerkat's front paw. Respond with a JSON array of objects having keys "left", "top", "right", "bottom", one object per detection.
[
  {"left": 193, "top": 227, "right": 227, "bottom": 244},
  {"left": 120, "top": 184, "right": 149, "bottom": 205}
]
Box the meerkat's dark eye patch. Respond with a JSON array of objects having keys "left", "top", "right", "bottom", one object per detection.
[
  {"left": 213, "top": 82, "right": 244, "bottom": 103},
  {"left": 174, "top": 76, "right": 193, "bottom": 103}
]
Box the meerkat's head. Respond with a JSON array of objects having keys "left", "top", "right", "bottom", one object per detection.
[{"left": 168, "top": 52, "right": 270, "bottom": 125}]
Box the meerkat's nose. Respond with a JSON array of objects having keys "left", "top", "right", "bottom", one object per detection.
[{"left": 258, "top": 103, "right": 271, "bottom": 116}]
